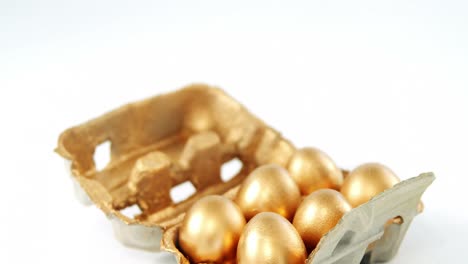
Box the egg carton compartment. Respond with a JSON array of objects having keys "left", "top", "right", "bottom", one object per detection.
[{"left": 56, "top": 84, "right": 434, "bottom": 263}]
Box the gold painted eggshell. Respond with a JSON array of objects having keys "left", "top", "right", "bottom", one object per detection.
[
  {"left": 235, "top": 164, "right": 301, "bottom": 221},
  {"left": 237, "top": 212, "right": 307, "bottom": 264},
  {"left": 341, "top": 163, "right": 400, "bottom": 207},
  {"left": 179, "top": 195, "right": 246, "bottom": 263},
  {"left": 288, "top": 147, "right": 343, "bottom": 195},
  {"left": 293, "top": 189, "right": 351, "bottom": 251}
]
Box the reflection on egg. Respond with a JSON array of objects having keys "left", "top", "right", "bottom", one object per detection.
[
  {"left": 293, "top": 189, "right": 351, "bottom": 251},
  {"left": 341, "top": 163, "right": 400, "bottom": 207},
  {"left": 288, "top": 147, "right": 343, "bottom": 195},
  {"left": 235, "top": 164, "right": 301, "bottom": 221},
  {"left": 179, "top": 195, "right": 246, "bottom": 263},
  {"left": 237, "top": 212, "right": 307, "bottom": 264}
]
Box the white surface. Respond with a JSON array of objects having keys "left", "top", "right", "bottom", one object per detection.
[{"left": 1, "top": 1, "right": 467, "bottom": 263}]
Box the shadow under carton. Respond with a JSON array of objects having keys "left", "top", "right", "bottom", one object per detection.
[{"left": 55, "top": 84, "right": 434, "bottom": 264}]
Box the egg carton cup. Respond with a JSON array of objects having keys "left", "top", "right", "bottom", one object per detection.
[{"left": 56, "top": 84, "right": 434, "bottom": 264}]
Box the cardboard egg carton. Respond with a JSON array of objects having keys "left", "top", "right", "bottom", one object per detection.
[{"left": 56, "top": 85, "right": 434, "bottom": 264}]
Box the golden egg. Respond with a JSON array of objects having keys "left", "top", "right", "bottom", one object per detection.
[
  {"left": 237, "top": 212, "right": 307, "bottom": 264},
  {"left": 287, "top": 147, "right": 343, "bottom": 195},
  {"left": 179, "top": 195, "right": 246, "bottom": 263},
  {"left": 341, "top": 163, "right": 400, "bottom": 207},
  {"left": 293, "top": 189, "right": 351, "bottom": 251},
  {"left": 235, "top": 164, "right": 301, "bottom": 221}
]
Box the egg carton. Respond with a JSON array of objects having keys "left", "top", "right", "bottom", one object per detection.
[{"left": 55, "top": 84, "right": 434, "bottom": 264}]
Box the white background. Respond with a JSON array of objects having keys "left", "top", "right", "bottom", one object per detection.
[{"left": 1, "top": 1, "right": 467, "bottom": 263}]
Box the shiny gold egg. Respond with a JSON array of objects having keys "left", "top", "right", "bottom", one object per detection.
[
  {"left": 287, "top": 147, "right": 343, "bottom": 195},
  {"left": 293, "top": 189, "right": 352, "bottom": 251},
  {"left": 237, "top": 212, "right": 307, "bottom": 264},
  {"left": 341, "top": 163, "right": 400, "bottom": 207},
  {"left": 235, "top": 164, "right": 301, "bottom": 221},
  {"left": 179, "top": 195, "right": 246, "bottom": 263}
]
